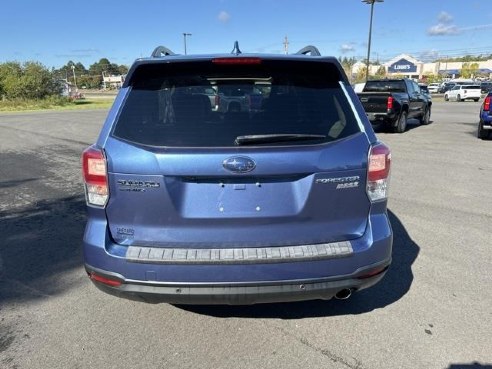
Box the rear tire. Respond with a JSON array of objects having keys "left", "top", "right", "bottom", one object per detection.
[
  {"left": 474, "top": 98, "right": 480, "bottom": 102},
  {"left": 457, "top": 94, "right": 462, "bottom": 102},
  {"left": 420, "top": 106, "right": 431, "bottom": 125},
  {"left": 394, "top": 111, "right": 407, "bottom": 133},
  {"left": 478, "top": 120, "right": 489, "bottom": 139},
  {"left": 444, "top": 94, "right": 449, "bottom": 101}
]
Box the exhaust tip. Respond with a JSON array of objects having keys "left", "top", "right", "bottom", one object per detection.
[{"left": 335, "top": 288, "right": 353, "bottom": 300}]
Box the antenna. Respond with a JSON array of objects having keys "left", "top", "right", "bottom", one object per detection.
[{"left": 231, "top": 41, "right": 242, "bottom": 55}]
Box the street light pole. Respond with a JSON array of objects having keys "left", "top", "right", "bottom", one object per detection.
[
  {"left": 362, "top": 0, "right": 383, "bottom": 82},
  {"left": 183, "top": 33, "right": 192, "bottom": 55}
]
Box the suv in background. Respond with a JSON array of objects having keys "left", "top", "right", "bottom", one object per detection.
[
  {"left": 480, "top": 81, "right": 492, "bottom": 94},
  {"left": 427, "top": 83, "right": 440, "bottom": 93},
  {"left": 444, "top": 85, "right": 481, "bottom": 102},
  {"left": 82, "top": 43, "right": 392, "bottom": 305}
]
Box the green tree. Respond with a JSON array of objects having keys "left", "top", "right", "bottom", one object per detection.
[
  {"left": 53, "top": 61, "right": 88, "bottom": 85},
  {"left": 355, "top": 66, "right": 367, "bottom": 83},
  {"left": 77, "top": 75, "right": 102, "bottom": 89},
  {"left": 460, "top": 62, "right": 479, "bottom": 78},
  {"left": 0, "top": 61, "right": 60, "bottom": 99},
  {"left": 338, "top": 56, "right": 357, "bottom": 83},
  {"left": 375, "top": 65, "right": 386, "bottom": 79},
  {"left": 425, "top": 74, "right": 442, "bottom": 84},
  {"left": 117, "top": 64, "right": 129, "bottom": 75}
]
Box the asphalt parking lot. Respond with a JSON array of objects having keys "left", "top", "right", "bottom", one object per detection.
[{"left": 0, "top": 102, "right": 491, "bottom": 369}]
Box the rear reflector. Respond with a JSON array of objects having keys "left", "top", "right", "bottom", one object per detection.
[
  {"left": 89, "top": 272, "right": 122, "bottom": 287},
  {"left": 212, "top": 57, "right": 262, "bottom": 65},
  {"left": 357, "top": 265, "right": 389, "bottom": 279},
  {"left": 82, "top": 145, "right": 109, "bottom": 207},
  {"left": 484, "top": 96, "right": 491, "bottom": 111},
  {"left": 367, "top": 143, "right": 391, "bottom": 202}
]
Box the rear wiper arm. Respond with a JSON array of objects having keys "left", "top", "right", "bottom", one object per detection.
[{"left": 235, "top": 134, "right": 326, "bottom": 145}]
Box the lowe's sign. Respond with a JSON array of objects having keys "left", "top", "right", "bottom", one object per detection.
[{"left": 388, "top": 59, "right": 417, "bottom": 73}]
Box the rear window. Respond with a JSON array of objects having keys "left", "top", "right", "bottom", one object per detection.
[
  {"left": 113, "top": 60, "right": 360, "bottom": 147},
  {"left": 464, "top": 85, "right": 480, "bottom": 89},
  {"left": 363, "top": 80, "right": 406, "bottom": 93}
]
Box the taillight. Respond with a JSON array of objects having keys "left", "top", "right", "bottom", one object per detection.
[
  {"left": 484, "top": 96, "right": 491, "bottom": 111},
  {"left": 387, "top": 96, "right": 393, "bottom": 110},
  {"left": 82, "top": 145, "right": 109, "bottom": 207},
  {"left": 367, "top": 143, "right": 391, "bottom": 202},
  {"left": 215, "top": 94, "right": 220, "bottom": 108}
]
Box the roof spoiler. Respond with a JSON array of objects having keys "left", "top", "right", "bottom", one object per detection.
[
  {"left": 295, "top": 45, "right": 321, "bottom": 56},
  {"left": 151, "top": 46, "right": 176, "bottom": 57}
]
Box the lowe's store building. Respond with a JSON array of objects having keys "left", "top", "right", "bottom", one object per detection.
[{"left": 354, "top": 54, "right": 492, "bottom": 80}]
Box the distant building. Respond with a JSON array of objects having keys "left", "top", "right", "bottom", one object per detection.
[
  {"left": 102, "top": 73, "right": 125, "bottom": 89},
  {"left": 352, "top": 54, "right": 492, "bottom": 80}
]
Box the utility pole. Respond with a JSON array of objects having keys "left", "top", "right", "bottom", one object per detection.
[
  {"left": 283, "top": 36, "right": 289, "bottom": 55},
  {"left": 362, "top": 0, "right": 384, "bottom": 82},
  {"left": 71, "top": 65, "right": 77, "bottom": 90},
  {"left": 183, "top": 33, "right": 192, "bottom": 55}
]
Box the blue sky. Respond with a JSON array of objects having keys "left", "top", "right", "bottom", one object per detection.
[{"left": 2, "top": 0, "right": 492, "bottom": 69}]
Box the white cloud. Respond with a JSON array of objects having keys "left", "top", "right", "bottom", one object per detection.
[
  {"left": 428, "top": 11, "right": 460, "bottom": 36},
  {"left": 340, "top": 43, "right": 355, "bottom": 53},
  {"left": 218, "top": 11, "right": 231, "bottom": 23},
  {"left": 438, "top": 11, "right": 453, "bottom": 23},
  {"left": 427, "top": 23, "right": 460, "bottom": 36}
]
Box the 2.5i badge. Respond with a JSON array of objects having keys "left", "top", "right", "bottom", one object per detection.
[{"left": 117, "top": 179, "right": 160, "bottom": 192}]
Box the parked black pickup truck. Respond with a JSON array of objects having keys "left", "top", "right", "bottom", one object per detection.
[{"left": 357, "top": 78, "right": 432, "bottom": 133}]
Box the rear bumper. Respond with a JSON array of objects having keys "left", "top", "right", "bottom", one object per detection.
[
  {"left": 366, "top": 112, "right": 398, "bottom": 125},
  {"left": 83, "top": 212, "right": 392, "bottom": 304},
  {"left": 480, "top": 114, "right": 492, "bottom": 128},
  {"left": 85, "top": 260, "right": 390, "bottom": 305}
]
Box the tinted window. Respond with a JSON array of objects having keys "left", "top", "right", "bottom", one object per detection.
[
  {"left": 363, "top": 80, "right": 406, "bottom": 93},
  {"left": 113, "top": 60, "right": 360, "bottom": 147}
]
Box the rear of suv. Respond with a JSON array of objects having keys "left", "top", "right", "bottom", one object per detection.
[
  {"left": 444, "top": 84, "right": 481, "bottom": 102},
  {"left": 82, "top": 44, "right": 393, "bottom": 305},
  {"left": 478, "top": 92, "right": 492, "bottom": 139}
]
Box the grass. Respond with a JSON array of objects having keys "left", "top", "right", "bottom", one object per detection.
[{"left": 0, "top": 96, "right": 115, "bottom": 113}]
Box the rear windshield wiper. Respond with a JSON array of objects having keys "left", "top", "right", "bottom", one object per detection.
[{"left": 235, "top": 134, "right": 327, "bottom": 145}]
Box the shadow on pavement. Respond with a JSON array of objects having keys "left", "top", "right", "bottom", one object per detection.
[
  {"left": 0, "top": 195, "right": 86, "bottom": 304},
  {"left": 0, "top": 179, "right": 39, "bottom": 189},
  {"left": 373, "top": 118, "right": 430, "bottom": 134},
  {"left": 447, "top": 364, "right": 492, "bottom": 369},
  {"left": 178, "top": 209, "right": 419, "bottom": 318}
]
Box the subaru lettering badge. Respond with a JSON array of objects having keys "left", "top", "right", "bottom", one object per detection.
[{"left": 223, "top": 156, "right": 256, "bottom": 173}]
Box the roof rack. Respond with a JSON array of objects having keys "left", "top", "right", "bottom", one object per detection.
[
  {"left": 295, "top": 45, "right": 321, "bottom": 56},
  {"left": 151, "top": 46, "right": 176, "bottom": 57}
]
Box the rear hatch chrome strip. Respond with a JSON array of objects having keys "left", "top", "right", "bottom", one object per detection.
[{"left": 126, "top": 241, "right": 353, "bottom": 265}]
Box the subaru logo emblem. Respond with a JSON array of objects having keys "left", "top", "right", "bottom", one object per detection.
[{"left": 223, "top": 156, "right": 256, "bottom": 173}]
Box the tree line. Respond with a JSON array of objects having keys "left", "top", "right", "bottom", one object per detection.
[
  {"left": 52, "top": 58, "right": 129, "bottom": 89},
  {"left": 0, "top": 58, "right": 128, "bottom": 101}
]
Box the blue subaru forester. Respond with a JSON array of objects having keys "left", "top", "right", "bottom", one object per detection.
[
  {"left": 479, "top": 92, "right": 492, "bottom": 140},
  {"left": 82, "top": 44, "right": 393, "bottom": 304}
]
